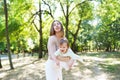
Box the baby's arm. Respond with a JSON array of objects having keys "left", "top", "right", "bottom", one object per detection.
[{"left": 68, "top": 48, "right": 84, "bottom": 64}]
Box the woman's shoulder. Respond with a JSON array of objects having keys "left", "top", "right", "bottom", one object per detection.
[
  {"left": 49, "top": 35, "right": 56, "bottom": 39},
  {"left": 48, "top": 35, "right": 56, "bottom": 41},
  {"left": 61, "top": 37, "right": 67, "bottom": 41}
]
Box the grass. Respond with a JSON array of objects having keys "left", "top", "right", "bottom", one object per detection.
[
  {"left": 1, "top": 51, "right": 120, "bottom": 80},
  {"left": 81, "top": 52, "right": 120, "bottom": 58},
  {"left": 99, "top": 63, "right": 120, "bottom": 73},
  {"left": 80, "top": 52, "right": 120, "bottom": 75}
]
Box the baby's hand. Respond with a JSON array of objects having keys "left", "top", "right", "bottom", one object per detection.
[
  {"left": 78, "top": 59, "right": 85, "bottom": 65},
  {"left": 56, "top": 61, "right": 60, "bottom": 66},
  {"left": 68, "top": 60, "right": 74, "bottom": 69},
  {"left": 55, "top": 61, "right": 60, "bottom": 69}
]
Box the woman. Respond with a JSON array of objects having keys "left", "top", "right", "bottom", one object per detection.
[{"left": 45, "top": 20, "right": 70, "bottom": 80}]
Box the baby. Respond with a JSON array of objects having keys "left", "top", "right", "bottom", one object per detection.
[{"left": 55, "top": 39, "right": 84, "bottom": 70}]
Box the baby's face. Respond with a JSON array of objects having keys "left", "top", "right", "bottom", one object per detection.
[{"left": 59, "top": 43, "right": 68, "bottom": 53}]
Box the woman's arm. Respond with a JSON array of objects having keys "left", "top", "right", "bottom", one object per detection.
[
  {"left": 47, "top": 36, "right": 57, "bottom": 60},
  {"left": 56, "top": 56, "right": 71, "bottom": 62}
]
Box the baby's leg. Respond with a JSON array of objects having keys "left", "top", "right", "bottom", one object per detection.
[
  {"left": 67, "top": 59, "right": 75, "bottom": 69},
  {"left": 60, "top": 62, "right": 69, "bottom": 71}
]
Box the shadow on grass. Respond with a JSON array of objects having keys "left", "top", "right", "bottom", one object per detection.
[
  {"left": 82, "top": 52, "right": 120, "bottom": 58},
  {"left": 0, "top": 59, "right": 46, "bottom": 80},
  {"left": 99, "top": 63, "right": 120, "bottom": 73},
  {"left": 99, "top": 63, "right": 120, "bottom": 80},
  {"left": 0, "top": 59, "right": 39, "bottom": 73}
]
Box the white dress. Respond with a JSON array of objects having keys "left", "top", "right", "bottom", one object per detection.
[{"left": 45, "top": 36, "right": 63, "bottom": 80}]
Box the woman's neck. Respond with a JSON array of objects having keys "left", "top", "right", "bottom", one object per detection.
[{"left": 55, "top": 32, "right": 63, "bottom": 39}]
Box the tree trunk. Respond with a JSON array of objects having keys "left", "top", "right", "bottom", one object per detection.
[
  {"left": 0, "top": 58, "right": 2, "bottom": 68},
  {"left": 4, "top": 0, "right": 14, "bottom": 69},
  {"left": 0, "top": 52, "right": 2, "bottom": 68},
  {"left": 71, "top": 20, "right": 81, "bottom": 51},
  {"left": 59, "top": 0, "right": 69, "bottom": 39},
  {"left": 65, "top": 1, "right": 69, "bottom": 39},
  {"left": 105, "top": 44, "right": 111, "bottom": 52},
  {"left": 38, "top": 0, "right": 43, "bottom": 59}
]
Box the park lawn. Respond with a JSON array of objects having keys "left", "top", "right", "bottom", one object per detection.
[
  {"left": 80, "top": 52, "right": 120, "bottom": 80},
  {"left": 0, "top": 52, "right": 120, "bottom": 80}
]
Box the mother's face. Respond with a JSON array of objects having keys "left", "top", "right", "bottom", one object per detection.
[{"left": 53, "top": 21, "right": 62, "bottom": 33}]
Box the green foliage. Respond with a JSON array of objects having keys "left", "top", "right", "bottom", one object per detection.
[
  {"left": 98, "top": 0, "right": 120, "bottom": 25},
  {"left": 0, "top": 0, "right": 120, "bottom": 53},
  {"left": 0, "top": 42, "right": 5, "bottom": 51},
  {"left": 0, "top": 18, "right": 21, "bottom": 39},
  {"left": 96, "top": 17, "right": 120, "bottom": 51},
  {"left": 91, "top": 0, "right": 120, "bottom": 51},
  {"left": 78, "top": 1, "right": 93, "bottom": 20},
  {"left": 0, "top": 1, "right": 4, "bottom": 15}
]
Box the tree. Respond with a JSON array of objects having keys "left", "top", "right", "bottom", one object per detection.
[
  {"left": 3, "top": 0, "right": 14, "bottom": 69},
  {"left": 96, "top": 0, "right": 120, "bottom": 51},
  {"left": 31, "top": 0, "right": 43, "bottom": 59}
]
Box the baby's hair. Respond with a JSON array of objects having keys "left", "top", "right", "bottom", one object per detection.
[{"left": 59, "top": 39, "right": 69, "bottom": 48}]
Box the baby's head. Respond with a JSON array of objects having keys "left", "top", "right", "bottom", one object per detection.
[{"left": 59, "top": 39, "right": 69, "bottom": 53}]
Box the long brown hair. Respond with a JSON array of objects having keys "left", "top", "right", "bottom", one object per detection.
[{"left": 50, "top": 20, "right": 64, "bottom": 36}]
